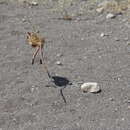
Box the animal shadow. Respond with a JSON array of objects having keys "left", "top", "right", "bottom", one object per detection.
[
  {"left": 46, "top": 75, "right": 71, "bottom": 103},
  {"left": 51, "top": 76, "right": 70, "bottom": 87}
]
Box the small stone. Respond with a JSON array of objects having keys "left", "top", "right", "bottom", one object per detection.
[
  {"left": 81, "top": 37, "right": 84, "bottom": 41},
  {"left": 127, "top": 99, "right": 130, "bottom": 103},
  {"left": 109, "top": 98, "right": 114, "bottom": 101},
  {"left": 128, "top": 106, "right": 130, "bottom": 109},
  {"left": 31, "top": 85, "right": 37, "bottom": 92},
  {"left": 100, "top": 33, "right": 105, "bottom": 37},
  {"left": 121, "top": 118, "right": 125, "bottom": 121},
  {"left": 31, "top": 1, "right": 38, "bottom": 6},
  {"left": 114, "top": 37, "right": 120, "bottom": 41},
  {"left": 96, "top": 7, "right": 104, "bottom": 13},
  {"left": 124, "top": 37, "right": 128, "bottom": 41},
  {"left": 31, "top": 87, "right": 34, "bottom": 92},
  {"left": 56, "top": 53, "right": 63, "bottom": 57},
  {"left": 81, "top": 82, "right": 101, "bottom": 93},
  {"left": 122, "top": 19, "right": 127, "bottom": 22},
  {"left": 106, "top": 13, "right": 116, "bottom": 19},
  {"left": 22, "top": 18, "right": 26, "bottom": 22},
  {"left": 56, "top": 61, "right": 62, "bottom": 65},
  {"left": 98, "top": 55, "right": 102, "bottom": 58},
  {"left": 114, "top": 108, "right": 118, "bottom": 112}
]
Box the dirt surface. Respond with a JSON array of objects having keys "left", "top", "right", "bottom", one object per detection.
[{"left": 0, "top": 1, "right": 130, "bottom": 130}]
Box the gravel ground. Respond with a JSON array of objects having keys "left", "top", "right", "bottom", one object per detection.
[{"left": 0, "top": 1, "right": 130, "bottom": 130}]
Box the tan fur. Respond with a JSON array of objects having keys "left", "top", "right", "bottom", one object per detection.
[
  {"left": 27, "top": 32, "right": 45, "bottom": 47},
  {"left": 26, "top": 32, "right": 45, "bottom": 65}
]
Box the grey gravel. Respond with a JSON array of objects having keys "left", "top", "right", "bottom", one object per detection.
[{"left": 0, "top": 1, "right": 129, "bottom": 130}]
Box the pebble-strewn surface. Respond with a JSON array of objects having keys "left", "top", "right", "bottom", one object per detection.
[{"left": 0, "top": 0, "right": 130, "bottom": 130}]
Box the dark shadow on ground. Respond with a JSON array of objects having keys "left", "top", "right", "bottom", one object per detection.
[
  {"left": 46, "top": 74, "right": 71, "bottom": 88},
  {"left": 51, "top": 76, "right": 70, "bottom": 87},
  {"left": 46, "top": 75, "right": 71, "bottom": 103}
]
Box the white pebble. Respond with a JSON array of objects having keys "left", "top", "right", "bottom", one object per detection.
[
  {"left": 114, "top": 108, "right": 118, "bottom": 112},
  {"left": 31, "top": 1, "right": 38, "bottom": 6},
  {"left": 114, "top": 37, "right": 120, "bottom": 41},
  {"left": 100, "top": 33, "right": 105, "bottom": 37},
  {"left": 56, "top": 61, "right": 62, "bottom": 65},
  {"left": 124, "top": 37, "right": 128, "bottom": 41},
  {"left": 121, "top": 118, "right": 125, "bottom": 121},
  {"left": 22, "top": 18, "right": 26, "bottom": 22},
  {"left": 31, "top": 85, "right": 36, "bottom": 92},
  {"left": 81, "top": 82, "right": 101, "bottom": 93},
  {"left": 109, "top": 98, "right": 114, "bottom": 101},
  {"left": 96, "top": 7, "right": 104, "bottom": 13},
  {"left": 56, "top": 53, "right": 63, "bottom": 57},
  {"left": 106, "top": 13, "right": 115, "bottom": 19},
  {"left": 127, "top": 99, "right": 130, "bottom": 103},
  {"left": 81, "top": 37, "right": 84, "bottom": 41}
]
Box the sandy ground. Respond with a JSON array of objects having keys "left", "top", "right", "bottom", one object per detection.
[{"left": 0, "top": 1, "right": 130, "bottom": 130}]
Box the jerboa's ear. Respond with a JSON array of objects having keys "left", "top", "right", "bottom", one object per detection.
[
  {"left": 27, "top": 32, "right": 31, "bottom": 35},
  {"left": 27, "top": 32, "right": 31, "bottom": 39}
]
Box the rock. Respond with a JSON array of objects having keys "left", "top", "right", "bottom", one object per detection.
[
  {"left": 81, "top": 82, "right": 101, "bottom": 93},
  {"left": 31, "top": 1, "right": 38, "bottom": 6},
  {"left": 121, "top": 118, "right": 125, "bottom": 121},
  {"left": 106, "top": 13, "right": 116, "bottom": 19},
  {"left": 31, "top": 85, "right": 38, "bottom": 92},
  {"left": 81, "top": 37, "right": 84, "bottom": 41},
  {"left": 127, "top": 99, "right": 130, "bottom": 103},
  {"left": 56, "top": 61, "right": 62, "bottom": 65},
  {"left": 22, "top": 18, "right": 26, "bottom": 22},
  {"left": 100, "top": 33, "right": 105, "bottom": 37},
  {"left": 56, "top": 53, "right": 63, "bottom": 57},
  {"left": 114, "top": 37, "right": 120, "bottom": 41},
  {"left": 128, "top": 106, "right": 130, "bottom": 109},
  {"left": 109, "top": 98, "right": 114, "bottom": 101},
  {"left": 96, "top": 7, "right": 104, "bottom": 13},
  {"left": 100, "top": 33, "right": 109, "bottom": 37},
  {"left": 31, "top": 85, "right": 35, "bottom": 92},
  {"left": 124, "top": 37, "right": 128, "bottom": 41},
  {"left": 114, "top": 108, "right": 118, "bottom": 112}
]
